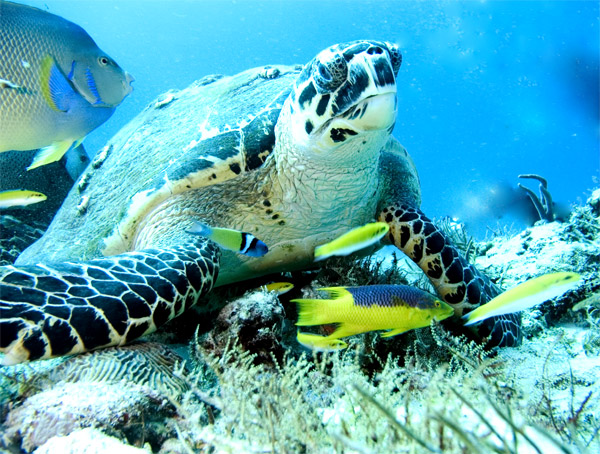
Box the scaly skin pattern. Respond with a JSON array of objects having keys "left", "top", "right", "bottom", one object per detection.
[
  {"left": 379, "top": 204, "right": 522, "bottom": 348},
  {"left": 0, "top": 240, "right": 219, "bottom": 364}
]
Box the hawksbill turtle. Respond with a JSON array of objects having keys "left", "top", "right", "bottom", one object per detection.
[{"left": 0, "top": 40, "right": 521, "bottom": 365}]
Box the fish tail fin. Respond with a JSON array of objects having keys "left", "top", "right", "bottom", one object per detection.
[
  {"left": 294, "top": 287, "right": 351, "bottom": 326},
  {"left": 462, "top": 310, "right": 484, "bottom": 326},
  {"left": 294, "top": 297, "right": 331, "bottom": 326},
  {"left": 28, "top": 140, "right": 75, "bottom": 170},
  {"left": 296, "top": 331, "right": 348, "bottom": 351},
  {"left": 313, "top": 244, "right": 330, "bottom": 261},
  {"left": 188, "top": 221, "right": 213, "bottom": 237}
]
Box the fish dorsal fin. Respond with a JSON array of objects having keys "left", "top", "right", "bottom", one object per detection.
[
  {"left": 318, "top": 287, "right": 351, "bottom": 301},
  {"left": 40, "top": 55, "right": 77, "bottom": 112}
]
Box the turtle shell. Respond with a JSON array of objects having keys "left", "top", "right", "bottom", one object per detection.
[{"left": 17, "top": 65, "right": 302, "bottom": 265}]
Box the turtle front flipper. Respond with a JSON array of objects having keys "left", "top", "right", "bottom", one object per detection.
[
  {"left": 0, "top": 241, "right": 219, "bottom": 365},
  {"left": 378, "top": 204, "right": 522, "bottom": 348}
]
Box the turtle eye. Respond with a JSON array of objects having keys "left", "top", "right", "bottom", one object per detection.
[
  {"left": 384, "top": 42, "right": 402, "bottom": 75},
  {"left": 314, "top": 54, "right": 347, "bottom": 92},
  {"left": 318, "top": 64, "right": 331, "bottom": 81}
]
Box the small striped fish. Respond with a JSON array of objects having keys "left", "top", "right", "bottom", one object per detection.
[{"left": 189, "top": 221, "right": 268, "bottom": 257}]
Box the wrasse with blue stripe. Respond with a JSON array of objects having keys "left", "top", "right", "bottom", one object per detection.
[
  {"left": 188, "top": 222, "right": 268, "bottom": 257},
  {"left": 294, "top": 284, "right": 454, "bottom": 351},
  {"left": 463, "top": 272, "right": 581, "bottom": 326}
]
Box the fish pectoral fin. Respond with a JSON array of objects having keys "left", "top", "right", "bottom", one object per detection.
[
  {"left": 28, "top": 139, "right": 76, "bottom": 170},
  {"left": 296, "top": 331, "right": 348, "bottom": 351},
  {"left": 40, "top": 55, "right": 77, "bottom": 112},
  {"left": 380, "top": 328, "right": 408, "bottom": 338}
]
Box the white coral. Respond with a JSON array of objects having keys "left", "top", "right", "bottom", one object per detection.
[
  {"left": 5, "top": 381, "right": 163, "bottom": 452},
  {"left": 33, "top": 427, "right": 150, "bottom": 454}
]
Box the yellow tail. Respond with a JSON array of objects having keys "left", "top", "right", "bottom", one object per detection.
[
  {"left": 294, "top": 298, "right": 331, "bottom": 326},
  {"left": 293, "top": 287, "right": 352, "bottom": 326}
]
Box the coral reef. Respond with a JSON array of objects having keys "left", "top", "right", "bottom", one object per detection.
[
  {"left": 476, "top": 189, "right": 600, "bottom": 332},
  {"left": 1, "top": 189, "right": 598, "bottom": 453},
  {"left": 518, "top": 173, "right": 557, "bottom": 222},
  {"left": 3, "top": 381, "right": 169, "bottom": 452},
  {"left": 161, "top": 328, "right": 599, "bottom": 453},
  {"left": 34, "top": 428, "right": 150, "bottom": 454},
  {"left": 32, "top": 342, "right": 190, "bottom": 396},
  {"left": 199, "top": 289, "right": 286, "bottom": 364},
  {"left": 0, "top": 343, "right": 185, "bottom": 452}
]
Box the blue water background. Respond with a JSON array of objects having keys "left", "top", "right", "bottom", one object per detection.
[{"left": 20, "top": 0, "right": 600, "bottom": 237}]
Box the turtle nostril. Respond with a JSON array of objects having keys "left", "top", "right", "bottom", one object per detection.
[{"left": 367, "top": 46, "right": 384, "bottom": 55}]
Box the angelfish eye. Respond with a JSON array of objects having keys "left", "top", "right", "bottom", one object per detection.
[{"left": 98, "top": 56, "right": 109, "bottom": 66}]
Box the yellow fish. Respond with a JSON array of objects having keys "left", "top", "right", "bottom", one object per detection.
[
  {"left": 0, "top": 1, "right": 134, "bottom": 169},
  {"left": 294, "top": 284, "right": 454, "bottom": 350},
  {"left": 314, "top": 222, "right": 389, "bottom": 262},
  {"left": 463, "top": 272, "right": 581, "bottom": 326},
  {"left": 261, "top": 282, "right": 294, "bottom": 295},
  {"left": 0, "top": 189, "right": 47, "bottom": 209}
]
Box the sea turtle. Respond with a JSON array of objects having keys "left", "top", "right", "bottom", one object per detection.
[{"left": 0, "top": 40, "right": 521, "bottom": 365}]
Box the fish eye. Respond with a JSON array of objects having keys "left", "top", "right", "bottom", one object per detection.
[
  {"left": 435, "top": 301, "right": 440, "bottom": 307},
  {"left": 98, "top": 56, "right": 110, "bottom": 66}
]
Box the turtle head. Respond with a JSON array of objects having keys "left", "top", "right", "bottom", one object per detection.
[{"left": 284, "top": 40, "right": 400, "bottom": 158}]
